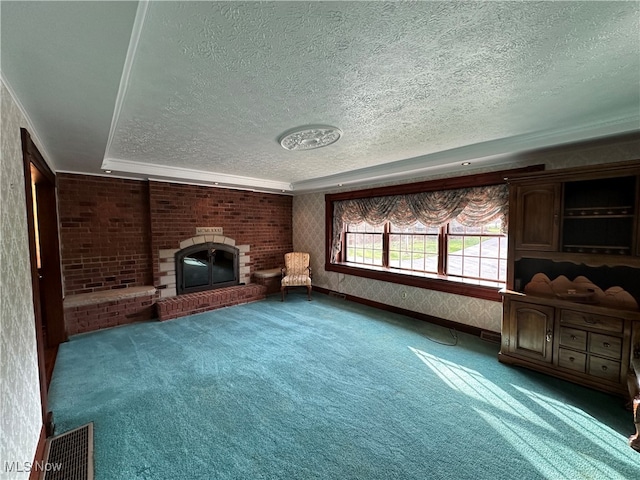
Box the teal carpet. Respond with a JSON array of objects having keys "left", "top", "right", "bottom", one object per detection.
[{"left": 49, "top": 294, "right": 640, "bottom": 479}]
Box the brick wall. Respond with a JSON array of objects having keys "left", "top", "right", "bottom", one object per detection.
[
  {"left": 149, "top": 181, "right": 292, "bottom": 286},
  {"left": 65, "top": 293, "right": 156, "bottom": 335},
  {"left": 57, "top": 174, "right": 153, "bottom": 295},
  {"left": 57, "top": 174, "right": 292, "bottom": 301}
]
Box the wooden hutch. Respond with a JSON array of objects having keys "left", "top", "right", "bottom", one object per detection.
[{"left": 499, "top": 159, "right": 640, "bottom": 451}]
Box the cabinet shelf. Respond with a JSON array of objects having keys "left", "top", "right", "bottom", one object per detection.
[
  {"left": 564, "top": 214, "right": 634, "bottom": 220},
  {"left": 564, "top": 206, "right": 633, "bottom": 217},
  {"left": 563, "top": 245, "right": 630, "bottom": 255}
]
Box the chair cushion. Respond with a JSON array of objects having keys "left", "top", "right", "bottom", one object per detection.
[
  {"left": 284, "top": 252, "right": 310, "bottom": 276},
  {"left": 282, "top": 274, "right": 312, "bottom": 287}
]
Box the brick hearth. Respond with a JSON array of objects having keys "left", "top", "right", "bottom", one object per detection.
[{"left": 156, "top": 284, "right": 267, "bottom": 321}]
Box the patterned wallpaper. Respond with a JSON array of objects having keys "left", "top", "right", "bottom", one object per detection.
[
  {"left": 293, "top": 134, "right": 640, "bottom": 333},
  {"left": 0, "top": 81, "right": 43, "bottom": 478}
]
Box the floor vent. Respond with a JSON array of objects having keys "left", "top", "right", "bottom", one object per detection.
[
  {"left": 480, "top": 331, "right": 501, "bottom": 344},
  {"left": 42, "top": 423, "right": 93, "bottom": 480},
  {"left": 328, "top": 291, "right": 346, "bottom": 300}
]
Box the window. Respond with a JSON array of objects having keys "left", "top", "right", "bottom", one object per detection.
[
  {"left": 325, "top": 167, "right": 540, "bottom": 301},
  {"left": 445, "top": 218, "right": 506, "bottom": 286},
  {"left": 345, "top": 222, "right": 384, "bottom": 266},
  {"left": 342, "top": 218, "right": 506, "bottom": 287},
  {"left": 389, "top": 222, "right": 439, "bottom": 273}
]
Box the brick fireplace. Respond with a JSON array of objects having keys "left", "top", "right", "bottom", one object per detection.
[
  {"left": 58, "top": 174, "right": 292, "bottom": 332},
  {"left": 156, "top": 234, "right": 250, "bottom": 298}
]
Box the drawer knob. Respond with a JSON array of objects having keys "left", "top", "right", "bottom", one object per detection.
[
  {"left": 569, "top": 357, "right": 575, "bottom": 362},
  {"left": 570, "top": 335, "right": 577, "bottom": 340},
  {"left": 601, "top": 365, "right": 608, "bottom": 371},
  {"left": 546, "top": 330, "right": 552, "bottom": 342},
  {"left": 603, "top": 342, "right": 610, "bottom": 348}
]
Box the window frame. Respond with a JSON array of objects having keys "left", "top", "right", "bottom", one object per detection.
[
  {"left": 387, "top": 222, "right": 440, "bottom": 273},
  {"left": 344, "top": 222, "right": 385, "bottom": 266},
  {"left": 325, "top": 166, "right": 543, "bottom": 302},
  {"left": 443, "top": 220, "right": 508, "bottom": 286}
]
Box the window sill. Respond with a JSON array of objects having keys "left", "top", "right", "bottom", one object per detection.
[{"left": 325, "top": 262, "right": 502, "bottom": 302}]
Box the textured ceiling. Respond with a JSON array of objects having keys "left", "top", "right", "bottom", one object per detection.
[{"left": 2, "top": 1, "right": 639, "bottom": 193}]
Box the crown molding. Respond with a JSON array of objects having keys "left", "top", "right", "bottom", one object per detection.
[
  {"left": 1, "top": 74, "right": 57, "bottom": 172},
  {"left": 291, "top": 115, "right": 640, "bottom": 193},
  {"left": 101, "top": 157, "right": 293, "bottom": 193},
  {"left": 146, "top": 177, "right": 293, "bottom": 196},
  {"left": 55, "top": 169, "right": 146, "bottom": 182}
]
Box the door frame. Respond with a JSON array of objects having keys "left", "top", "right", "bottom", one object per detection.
[{"left": 21, "top": 128, "right": 66, "bottom": 431}]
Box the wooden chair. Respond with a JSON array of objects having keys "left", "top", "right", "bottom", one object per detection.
[{"left": 281, "top": 252, "right": 312, "bottom": 301}]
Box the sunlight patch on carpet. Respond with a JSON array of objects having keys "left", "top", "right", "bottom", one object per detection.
[
  {"left": 409, "top": 346, "right": 555, "bottom": 431},
  {"left": 511, "top": 385, "right": 637, "bottom": 469},
  {"left": 476, "top": 408, "right": 627, "bottom": 480}
]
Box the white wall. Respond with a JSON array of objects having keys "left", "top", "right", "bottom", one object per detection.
[
  {"left": 0, "top": 80, "right": 44, "bottom": 479},
  {"left": 293, "top": 134, "right": 640, "bottom": 333}
]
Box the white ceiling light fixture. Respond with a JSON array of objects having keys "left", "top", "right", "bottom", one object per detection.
[{"left": 279, "top": 125, "right": 342, "bottom": 151}]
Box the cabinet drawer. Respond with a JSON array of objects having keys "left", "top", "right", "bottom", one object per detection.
[
  {"left": 588, "top": 356, "right": 621, "bottom": 382},
  {"left": 589, "top": 333, "right": 622, "bottom": 360},
  {"left": 560, "top": 310, "right": 623, "bottom": 333},
  {"left": 558, "top": 348, "right": 586, "bottom": 373},
  {"left": 559, "top": 327, "right": 587, "bottom": 351}
]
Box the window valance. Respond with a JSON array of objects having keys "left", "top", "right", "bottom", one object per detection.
[{"left": 331, "top": 184, "right": 509, "bottom": 262}]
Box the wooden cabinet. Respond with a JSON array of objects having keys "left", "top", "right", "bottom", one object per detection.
[
  {"left": 514, "top": 184, "right": 560, "bottom": 251},
  {"left": 500, "top": 292, "right": 637, "bottom": 396},
  {"left": 502, "top": 159, "right": 640, "bottom": 399},
  {"left": 505, "top": 300, "right": 554, "bottom": 363},
  {"left": 507, "top": 160, "right": 640, "bottom": 269}
]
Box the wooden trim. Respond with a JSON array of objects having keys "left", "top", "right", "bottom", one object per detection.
[
  {"left": 324, "top": 263, "right": 502, "bottom": 301},
  {"left": 517, "top": 130, "right": 640, "bottom": 158},
  {"left": 325, "top": 165, "right": 545, "bottom": 202},
  {"left": 28, "top": 424, "right": 47, "bottom": 480},
  {"left": 314, "top": 286, "right": 487, "bottom": 337},
  {"left": 21, "top": 128, "right": 66, "bottom": 348},
  {"left": 504, "top": 159, "right": 640, "bottom": 184},
  {"left": 325, "top": 196, "right": 335, "bottom": 264},
  {"left": 35, "top": 181, "right": 67, "bottom": 346},
  {"left": 45, "top": 346, "right": 58, "bottom": 390},
  {"left": 21, "top": 129, "right": 49, "bottom": 426},
  {"left": 23, "top": 134, "right": 56, "bottom": 184}
]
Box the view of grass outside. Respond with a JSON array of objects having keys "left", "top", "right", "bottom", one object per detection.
[
  {"left": 344, "top": 219, "right": 507, "bottom": 283},
  {"left": 345, "top": 222, "right": 384, "bottom": 265},
  {"left": 346, "top": 236, "right": 489, "bottom": 261}
]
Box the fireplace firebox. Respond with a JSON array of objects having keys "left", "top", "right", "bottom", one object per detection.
[{"left": 175, "top": 242, "right": 239, "bottom": 295}]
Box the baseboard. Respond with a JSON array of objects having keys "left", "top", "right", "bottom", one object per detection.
[
  {"left": 315, "top": 286, "right": 489, "bottom": 338},
  {"left": 28, "top": 424, "right": 47, "bottom": 480}
]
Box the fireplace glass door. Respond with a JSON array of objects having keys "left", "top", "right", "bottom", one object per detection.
[
  {"left": 177, "top": 243, "right": 239, "bottom": 294},
  {"left": 182, "top": 249, "right": 211, "bottom": 290}
]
